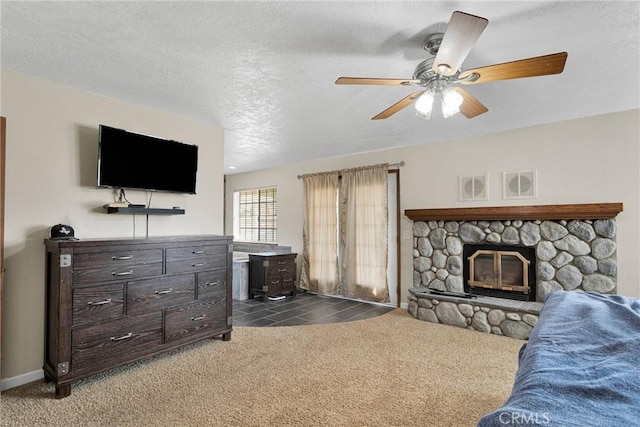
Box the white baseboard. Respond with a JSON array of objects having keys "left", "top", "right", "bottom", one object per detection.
[
  {"left": 400, "top": 302, "right": 408, "bottom": 309},
  {"left": 0, "top": 369, "right": 44, "bottom": 392}
]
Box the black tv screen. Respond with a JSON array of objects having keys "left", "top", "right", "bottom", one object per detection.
[{"left": 97, "top": 125, "right": 198, "bottom": 194}]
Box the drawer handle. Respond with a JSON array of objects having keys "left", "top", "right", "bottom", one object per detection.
[
  {"left": 192, "top": 263, "right": 205, "bottom": 267},
  {"left": 277, "top": 261, "right": 287, "bottom": 265},
  {"left": 205, "top": 281, "right": 219, "bottom": 287},
  {"left": 110, "top": 332, "right": 133, "bottom": 342},
  {"left": 278, "top": 268, "right": 287, "bottom": 272},
  {"left": 112, "top": 270, "right": 133, "bottom": 276},
  {"left": 192, "top": 250, "right": 205, "bottom": 254},
  {"left": 112, "top": 255, "right": 133, "bottom": 261},
  {"left": 283, "top": 279, "right": 293, "bottom": 283},
  {"left": 191, "top": 315, "right": 206, "bottom": 321},
  {"left": 270, "top": 280, "right": 280, "bottom": 285},
  {"left": 154, "top": 288, "right": 173, "bottom": 295},
  {"left": 87, "top": 299, "right": 112, "bottom": 306}
]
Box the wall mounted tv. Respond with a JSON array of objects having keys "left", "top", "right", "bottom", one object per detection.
[{"left": 97, "top": 125, "right": 198, "bottom": 194}]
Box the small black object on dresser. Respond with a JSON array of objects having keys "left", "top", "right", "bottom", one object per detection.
[
  {"left": 248, "top": 253, "right": 298, "bottom": 302},
  {"left": 44, "top": 235, "right": 233, "bottom": 398}
]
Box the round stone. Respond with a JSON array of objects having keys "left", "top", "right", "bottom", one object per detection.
[
  {"left": 591, "top": 238, "right": 616, "bottom": 259},
  {"left": 487, "top": 309, "right": 506, "bottom": 326},
  {"left": 567, "top": 220, "right": 596, "bottom": 242},
  {"left": 594, "top": 220, "right": 616, "bottom": 238},
  {"left": 500, "top": 320, "right": 533, "bottom": 339},
  {"left": 459, "top": 223, "right": 486, "bottom": 243},
  {"left": 413, "top": 257, "right": 432, "bottom": 272},
  {"left": 506, "top": 313, "right": 521, "bottom": 321},
  {"left": 537, "top": 261, "right": 555, "bottom": 281},
  {"left": 472, "top": 311, "right": 491, "bottom": 333},
  {"left": 540, "top": 221, "right": 569, "bottom": 241},
  {"left": 556, "top": 265, "right": 583, "bottom": 290},
  {"left": 598, "top": 259, "right": 617, "bottom": 277},
  {"left": 502, "top": 227, "right": 520, "bottom": 245},
  {"left": 436, "top": 268, "right": 449, "bottom": 280},
  {"left": 429, "top": 279, "right": 446, "bottom": 291},
  {"left": 417, "top": 298, "right": 434, "bottom": 309},
  {"left": 434, "top": 302, "right": 467, "bottom": 328},
  {"left": 574, "top": 256, "right": 598, "bottom": 274},
  {"left": 446, "top": 237, "right": 462, "bottom": 255},
  {"left": 536, "top": 241, "right": 557, "bottom": 261},
  {"left": 489, "top": 221, "right": 505, "bottom": 233},
  {"left": 445, "top": 275, "right": 463, "bottom": 293},
  {"left": 413, "top": 221, "right": 430, "bottom": 237},
  {"left": 429, "top": 228, "right": 447, "bottom": 249},
  {"left": 444, "top": 221, "right": 459, "bottom": 233},
  {"left": 583, "top": 274, "right": 615, "bottom": 293},
  {"left": 413, "top": 270, "right": 421, "bottom": 286},
  {"left": 458, "top": 304, "right": 474, "bottom": 318},
  {"left": 418, "top": 307, "right": 439, "bottom": 323},
  {"left": 550, "top": 251, "right": 574, "bottom": 268},
  {"left": 446, "top": 256, "right": 463, "bottom": 275},
  {"left": 421, "top": 271, "right": 436, "bottom": 286},
  {"left": 417, "top": 237, "right": 433, "bottom": 257},
  {"left": 486, "top": 232, "right": 501, "bottom": 244},
  {"left": 522, "top": 314, "right": 538, "bottom": 327},
  {"left": 432, "top": 250, "right": 447, "bottom": 269},
  {"left": 554, "top": 235, "right": 591, "bottom": 256},
  {"left": 520, "top": 222, "right": 541, "bottom": 246}
]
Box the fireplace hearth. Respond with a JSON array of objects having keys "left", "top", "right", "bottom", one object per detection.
[{"left": 463, "top": 244, "right": 536, "bottom": 301}]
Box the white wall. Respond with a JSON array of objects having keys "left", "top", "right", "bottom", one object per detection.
[
  {"left": 225, "top": 109, "right": 640, "bottom": 304},
  {"left": 1, "top": 70, "right": 225, "bottom": 379}
]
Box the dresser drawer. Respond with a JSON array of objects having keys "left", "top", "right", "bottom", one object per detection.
[
  {"left": 73, "top": 264, "right": 163, "bottom": 286},
  {"left": 74, "top": 249, "right": 163, "bottom": 270},
  {"left": 72, "top": 283, "right": 124, "bottom": 326},
  {"left": 197, "top": 269, "right": 227, "bottom": 299},
  {"left": 164, "top": 297, "right": 227, "bottom": 344},
  {"left": 72, "top": 312, "right": 163, "bottom": 375},
  {"left": 166, "top": 257, "right": 226, "bottom": 275},
  {"left": 127, "top": 274, "right": 196, "bottom": 316},
  {"left": 166, "top": 244, "right": 228, "bottom": 261}
]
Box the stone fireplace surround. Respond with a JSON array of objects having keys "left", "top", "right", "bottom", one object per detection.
[{"left": 405, "top": 203, "right": 623, "bottom": 339}]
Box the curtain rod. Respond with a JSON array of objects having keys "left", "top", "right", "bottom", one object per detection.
[{"left": 297, "top": 161, "right": 405, "bottom": 179}]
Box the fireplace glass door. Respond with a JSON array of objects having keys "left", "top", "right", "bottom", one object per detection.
[{"left": 468, "top": 250, "right": 530, "bottom": 294}]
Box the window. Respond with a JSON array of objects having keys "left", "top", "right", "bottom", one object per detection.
[{"left": 233, "top": 187, "right": 277, "bottom": 242}]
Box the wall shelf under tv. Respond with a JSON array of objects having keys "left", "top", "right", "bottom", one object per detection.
[{"left": 106, "top": 207, "right": 185, "bottom": 215}]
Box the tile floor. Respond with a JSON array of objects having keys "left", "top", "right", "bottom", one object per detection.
[{"left": 232, "top": 290, "right": 396, "bottom": 327}]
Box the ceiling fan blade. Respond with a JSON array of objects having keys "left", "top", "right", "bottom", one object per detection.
[
  {"left": 372, "top": 91, "right": 423, "bottom": 120},
  {"left": 433, "top": 11, "right": 488, "bottom": 77},
  {"left": 452, "top": 87, "right": 488, "bottom": 119},
  {"left": 335, "top": 77, "right": 420, "bottom": 85},
  {"left": 459, "top": 52, "right": 568, "bottom": 85}
]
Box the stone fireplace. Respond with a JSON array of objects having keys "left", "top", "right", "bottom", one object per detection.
[{"left": 405, "top": 203, "right": 623, "bottom": 339}]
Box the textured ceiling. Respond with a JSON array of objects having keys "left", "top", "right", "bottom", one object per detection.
[{"left": 2, "top": 1, "right": 639, "bottom": 174}]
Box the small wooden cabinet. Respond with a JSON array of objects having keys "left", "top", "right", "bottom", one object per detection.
[
  {"left": 248, "top": 253, "right": 297, "bottom": 301},
  {"left": 44, "top": 235, "right": 233, "bottom": 398}
]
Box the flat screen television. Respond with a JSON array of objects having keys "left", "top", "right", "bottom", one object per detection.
[{"left": 97, "top": 125, "right": 198, "bottom": 194}]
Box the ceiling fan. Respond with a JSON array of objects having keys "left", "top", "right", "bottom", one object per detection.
[{"left": 335, "top": 11, "right": 568, "bottom": 120}]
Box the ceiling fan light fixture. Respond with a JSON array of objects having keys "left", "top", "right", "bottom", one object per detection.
[
  {"left": 436, "top": 63, "right": 452, "bottom": 75},
  {"left": 441, "top": 87, "right": 464, "bottom": 118},
  {"left": 414, "top": 89, "right": 435, "bottom": 119}
]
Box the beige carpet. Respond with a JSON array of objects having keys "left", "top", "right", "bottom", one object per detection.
[{"left": 0, "top": 309, "right": 523, "bottom": 427}]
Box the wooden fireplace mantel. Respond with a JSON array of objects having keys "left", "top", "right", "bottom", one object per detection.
[{"left": 404, "top": 203, "right": 623, "bottom": 222}]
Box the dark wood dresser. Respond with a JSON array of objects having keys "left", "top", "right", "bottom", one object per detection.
[
  {"left": 248, "top": 253, "right": 297, "bottom": 301},
  {"left": 44, "top": 235, "right": 233, "bottom": 398}
]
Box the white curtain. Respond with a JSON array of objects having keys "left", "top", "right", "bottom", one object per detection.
[
  {"left": 300, "top": 172, "right": 340, "bottom": 295},
  {"left": 340, "top": 164, "right": 389, "bottom": 302},
  {"left": 300, "top": 164, "right": 389, "bottom": 303}
]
